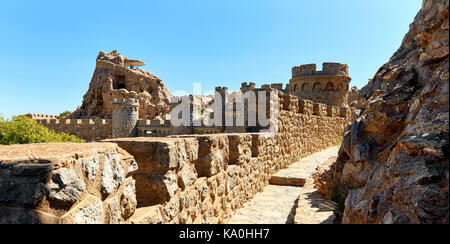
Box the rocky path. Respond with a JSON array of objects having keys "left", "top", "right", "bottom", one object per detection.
[{"left": 228, "top": 146, "right": 339, "bottom": 224}]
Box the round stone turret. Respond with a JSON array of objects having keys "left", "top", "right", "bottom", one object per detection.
[
  {"left": 112, "top": 98, "right": 139, "bottom": 138},
  {"left": 289, "top": 62, "right": 351, "bottom": 106}
]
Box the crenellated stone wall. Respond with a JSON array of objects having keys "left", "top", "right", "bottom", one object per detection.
[
  {"left": 317, "top": 0, "right": 449, "bottom": 224},
  {"left": 3, "top": 98, "right": 351, "bottom": 224},
  {"left": 25, "top": 113, "right": 58, "bottom": 120},
  {"left": 103, "top": 106, "right": 350, "bottom": 224}
]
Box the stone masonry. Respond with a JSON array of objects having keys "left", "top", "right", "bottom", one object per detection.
[
  {"left": 290, "top": 62, "right": 352, "bottom": 107},
  {"left": 32, "top": 88, "right": 355, "bottom": 141},
  {"left": 69, "top": 50, "right": 172, "bottom": 120},
  {"left": 12, "top": 52, "right": 357, "bottom": 224},
  {"left": 0, "top": 143, "right": 138, "bottom": 224},
  {"left": 102, "top": 101, "right": 350, "bottom": 224}
]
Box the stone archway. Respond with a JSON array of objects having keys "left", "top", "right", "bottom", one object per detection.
[{"left": 313, "top": 82, "right": 321, "bottom": 92}]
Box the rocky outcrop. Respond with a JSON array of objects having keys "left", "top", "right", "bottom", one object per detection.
[
  {"left": 70, "top": 50, "right": 172, "bottom": 120},
  {"left": 322, "top": 0, "right": 449, "bottom": 224}
]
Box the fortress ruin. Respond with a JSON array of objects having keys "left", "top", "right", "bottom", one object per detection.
[
  {"left": 2, "top": 0, "right": 448, "bottom": 225},
  {"left": 3, "top": 51, "right": 357, "bottom": 224},
  {"left": 26, "top": 51, "right": 357, "bottom": 141},
  {"left": 290, "top": 63, "right": 351, "bottom": 106}
]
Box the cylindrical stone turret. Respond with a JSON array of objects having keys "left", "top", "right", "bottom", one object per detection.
[{"left": 112, "top": 98, "right": 139, "bottom": 138}]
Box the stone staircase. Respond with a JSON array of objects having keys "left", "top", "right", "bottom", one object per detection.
[{"left": 228, "top": 146, "right": 339, "bottom": 224}]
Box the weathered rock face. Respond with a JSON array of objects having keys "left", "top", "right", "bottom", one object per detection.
[
  {"left": 104, "top": 106, "right": 350, "bottom": 224},
  {"left": 324, "top": 0, "right": 449, "bottom": 224},
  {"left": 0, "top": 143, "right": 138, "bottom": 224},
  {"left": 70, "top": 50, "right": 172, "bottom": 120}
]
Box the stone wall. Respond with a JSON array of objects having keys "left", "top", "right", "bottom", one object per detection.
[
  {"left": 289, "top": 62, "right": 352, "bottom": 106},
  {"left": 0, "top": 143, "right": 138, "bottom": 224},
  {"left": 35, "top": 118, "right": 112, "bottom": 142},
  {"left": 5, "top": 95, "right": 351, "bottom": 224},
  {"left": 112, "top": 98, "right": 140, "bottom": 138},
  {"left": 241, "top": 82, "right": 290, "bottom": 93},
  {"left": 25, "top": 113, "right": 58, "bottom": 120},
  {"left": 32, "top": 83, "right": 356, "bottom": 141},
  {"left": 104, "top": 106, "right": 349, "bottom": 224}
]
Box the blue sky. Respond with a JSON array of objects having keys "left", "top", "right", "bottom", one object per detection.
[{"left": 0, "top": 0, "right": 422, "bottom": 119}]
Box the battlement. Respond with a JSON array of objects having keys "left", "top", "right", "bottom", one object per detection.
[
  {"left": 112, "top": 98, "right": 139, "bottom": 106},
  {"left": 241, "top": 82, "right": 290, "bottom": 92},
  {"left": 241, "top": 82, "right": 256, "bottom": 90},
  {"left": 215, "top": 86, "right": 229, "bottom": 93},
  {"left": 36, "top": 118, "right": 111, "bottom": 125},
  {"left": 292, "top": 62, "right": 349, "bottom": 78},
  {"left": 97, "top": 50, "right": 145, "bottom": 69},
  {"left": 306, "top": 100, "right": 348, "bottom": 118}
]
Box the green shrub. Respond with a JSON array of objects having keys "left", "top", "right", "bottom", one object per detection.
[
  {"left": 58, "top": 110, "right": 72, "bottom": 119},
  {"left": 0, "top": 115, "right": 84, "bottom": 145}
]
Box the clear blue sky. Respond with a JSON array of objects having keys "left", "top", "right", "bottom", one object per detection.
[{"left": 0, "top": 0, "right": 422, "bottom": 119}]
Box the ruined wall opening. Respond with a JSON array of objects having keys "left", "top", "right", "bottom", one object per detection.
[
  {"left": 301, "top": 83, "right": 309, "bottom": 91},
  {"left": 113, "top": 75, "right": 126, "bottom": 90},
  {"left": 326, "top": 82, "right": 334, "bottom": 91}
]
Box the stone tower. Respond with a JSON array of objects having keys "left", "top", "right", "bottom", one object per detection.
[
  {"left": 289, "top": 62, "right": 351, "bottom": 106},
  {"left": 112, "top": 98, "right": 140, "bottom": 138}
]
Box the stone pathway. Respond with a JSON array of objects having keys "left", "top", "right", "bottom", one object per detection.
[
  {"left": 227, "top": 185, "right": 302, "bottom": 224},
  {"left": 269, "top": 146, "right": 340, "bottom": 187},
  {"left": 228, "top": 146, "right": 339, "bottom": 224}
]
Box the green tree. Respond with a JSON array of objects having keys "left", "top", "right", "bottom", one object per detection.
[
  {"left": 0, "top": 115, "right": 84, "bottom": 145},
  {"left": 58, "top": 110, "right": 72, "bottom": 119}
]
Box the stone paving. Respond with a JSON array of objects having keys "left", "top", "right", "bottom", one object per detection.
[{"left": 228, "top": 146, "right": 339, "bottom": 224}]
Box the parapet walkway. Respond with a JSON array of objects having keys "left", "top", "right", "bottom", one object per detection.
[{"left": 227, "top": 146, "right": 339, "bottom": 224}]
